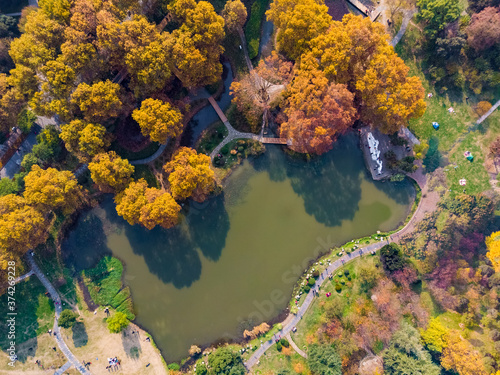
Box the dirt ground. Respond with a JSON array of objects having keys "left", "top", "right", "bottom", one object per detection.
[
  {"left": 0, "top": 308, "right": 167, "bottom": 375},
  {"left": 61, "top": 308, "right": 168, "bottom": 375}
]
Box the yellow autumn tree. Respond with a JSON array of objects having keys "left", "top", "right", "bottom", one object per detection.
[
  {"left": 24, "top": 165, "right": 84, "bottom": 215},
  {"left": 39, "top": 0, "right": 72, "bottom": 24},
  {"left": 97, "top": 15, "right": 172, "bottom": 96},
  {"left": 356, "top": 45, "right": 426, "bottom": 133},
  {"left": 163, "top": 147, "right": 217, "bottom": 202},
  {"left": 222, "top": 0, "right": 247, "bottom": 34},
  {"left": 441, "top": 331, "right": 487, "bottom": 375},
  {"left": 0, "top": 194, "right": 48, "bottom": 255},
  {"left": 132, "top": 98, "right": 183, "bottom": 144},
  {"left": 166, "top": 0, "right": 225, "bottom": 88},
  {"left": 267, "top": 0, "right": 332, "bottom": 60},
  {"left": 486, "top": 231, "right": 500, "bottom": 272},
  {"left": 30, "top": 58, "right": 75, "bottom": 118},
  {"left": 60, "top": 120, "right": 110, "bottom": 161},
  {"left": 310, "top": 14, "right": 389, "bottom": 85},
  {"left": 88, "top": 152, "right": 134, "bottom": 192},
  {"left": 139, "top": 189, "right": 181, "bottom": 230},
  {"left": 115, "top": 179, "right": 181, "bottom": 229},
  {"left": 0, "top": 74, "right": 25, "bottom": 132},
  {"left": 70, "top": 80, "right": 122, "bottom": 122}
]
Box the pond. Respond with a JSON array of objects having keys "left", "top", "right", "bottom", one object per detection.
[{"left": 62, "top": 133, "right": 415, "bottom": 361}]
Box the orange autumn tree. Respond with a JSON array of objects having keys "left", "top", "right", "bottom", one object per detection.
[
  {"left": 309, "top": 14, "right": 426, "bottom": 133},
  {"left": 164, "top": 147, "right": 217, "bottom": 202},
  {"left": 280, "top": 54, "right": 357, "bottom": 154},
  {"left": 230, "top": 52, "right": 292, "bottom": 131},
  {"left": 115, "top": 179, "right": 181, "bottom": 230}
]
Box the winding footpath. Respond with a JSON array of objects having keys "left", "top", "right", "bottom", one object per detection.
[
  {"left": 390, "top": 9, "right": 418, "bottom": 47},
  {"left": 26, "top": 255, "right": 91, "bottom": 375},
  {"left": 245, "top": 169, "right": 436, "bottom": 370}
]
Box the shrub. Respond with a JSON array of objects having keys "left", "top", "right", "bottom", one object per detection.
[
  {"left": 196, "top": 364, "right": 208, "bottom": 375},
  {"left": 312, "top": 269, "right": 320, "bottom": 278},
  {"left": 168, "top": 363, "right": 180, "bottom": 371},
  {"left": 276, "top": 342, "right": 282, "bottom": 351},
  {"left": 335, "top": 284, "right": 341, "bottom": 292},
  {"left": 308, "top": 278, "right": 316, "bottom": 286},
  {"left": 344, "top": 270, "right": 350, "bottom": 276},
  {"left": 280, "top": 338, "right": 289, "bottom": 347},
  {"left": 304, "top": 285, "right": 311, "bottom": 293},
  {"left": 107, "top": 312, "right": 129, "bottom": 333},
  {"left": 58, "top": 309, "right": 78, "bottom": 328}
]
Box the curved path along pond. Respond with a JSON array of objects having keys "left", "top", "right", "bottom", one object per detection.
[{"left": 62, "top": 133, "right": 415, "bottom": 361}]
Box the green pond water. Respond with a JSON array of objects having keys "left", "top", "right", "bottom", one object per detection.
[{"left": 62, "top": 133, "right": 415, "bottom": 360}]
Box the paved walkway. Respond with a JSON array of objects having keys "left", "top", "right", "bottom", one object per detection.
[
  {"left": 286, "top": 333, "right": 307, "bottom": 359},
  {"left": 54, "top": 361, "right": 72, "bottom": 375},
  {"left": 130, "top": 144, "right": 168, "bottom": 165},
  {"left": 12, "top": 270, "right": 34, "bottom": 284},
  {"left": 390, "top": 9, "right": 418, "bottom": 47},
  {"left": 477, "top": 99, "right": 500, "bottom": 125},
  {"left": 245, "top": 168, "right": 437, "bottom": 369},
  {"left": 26, "top": 255, "right": 91, "bottom": 375}
]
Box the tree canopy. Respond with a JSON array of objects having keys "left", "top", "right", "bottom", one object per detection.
[
  {"left": 115, "top": 179, "right": 181, "bottom": 229},
  {"left": 164, "top": 147, "right": 217, "bottom": 202},
  {"left": 60, "top": 120, "right": 110, "bottom": 161},
  {"left": 132, "top": 98, "right": 183, "bottom": 144},
  {"left": 107, "top": 312, "right": 129, "bottom": 333},
  {"left": 0, "top": 194, "right": 48, "bottom": 254},
  {"left": 307, "top": 344, "right": 342, "bottom": 375},
  {"left": 486, "top": 231, "right": 500, "bottom": 272},
  {"left": 70, "top": 80, "right": 122, "bottom": 123},
  {"left": 24, "top": 165, "right": 84, "bottom": 215},
  {"left": 88, "top": 152, "right": 135, "bottom": 192}
]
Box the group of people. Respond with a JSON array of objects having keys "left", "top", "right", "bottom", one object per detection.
[{"left": 106, "top": 357, "right": 121, "bottom": 371}]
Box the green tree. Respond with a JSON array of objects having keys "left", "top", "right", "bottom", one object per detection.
[
  {"left": 417, "top": 0, "right": 461, "bottom": 39},
  {"left": 380, "top": 243, "right": 406, "bottom": 273},
  {"left": 58, "top": 309, "right": 78, "bottom": 328},
  {"left": 107, "top": 312, "right": 129, "bottom": 333},
  {"left": 0, "top": 178, "right": 19, "bottom": 197},
  {"left": 307, "top": 344, "right": 342, "bottom": 375},
  {"left": 18, "top": 108, "right": 36, "bottom": 133},
  {"left": 383, "top": 322, "right": 441, "bottom": 375},
  {"left": 207, "top": 347, "right": 245, "bottom": 375}
]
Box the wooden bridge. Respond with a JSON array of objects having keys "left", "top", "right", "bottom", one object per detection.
[{"left": 256, "top": 136, "right": 289, "bottom": 145}]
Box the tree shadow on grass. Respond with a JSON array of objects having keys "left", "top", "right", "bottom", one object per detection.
[
  {"left": 424, "top": 136, "right": 442, "bottom": 173},
  {"left": 72, "top": 322, "right": 88, "bottom": 348},
  {"left": 121, "top": 326, "right": 142, "bottom": 360}
]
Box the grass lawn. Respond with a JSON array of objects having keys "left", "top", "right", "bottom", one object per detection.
[
  {"left": 245, "top": 0, "right": 269, "bottom": 59},
  {"left": 252, "top": 347, "right": 306, "bottom": 374},
  {"left": 0, "top": 278, "right": 54, "bottom": 351},
  {"left": 445, "top": 131, "right": 490, "bottom": 196},
  {"left": 132, "top": 164, "right": 160, "bottom": 189},
  {"left": 109, "top": 140, "right": 160, "bottom": 162},
  {"left": 223, "top": 33, "right": 249, "bottom": 78},
  {"left": 195, "top": 121, "right": 228, "bottom": 155},
  {"left": 395, "top": 22, "right": 492, "bottom": 196}
]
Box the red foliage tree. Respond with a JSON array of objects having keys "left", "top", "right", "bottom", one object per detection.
[{"left": 466, "top": 6, "right": 500, "bottom": 51}]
